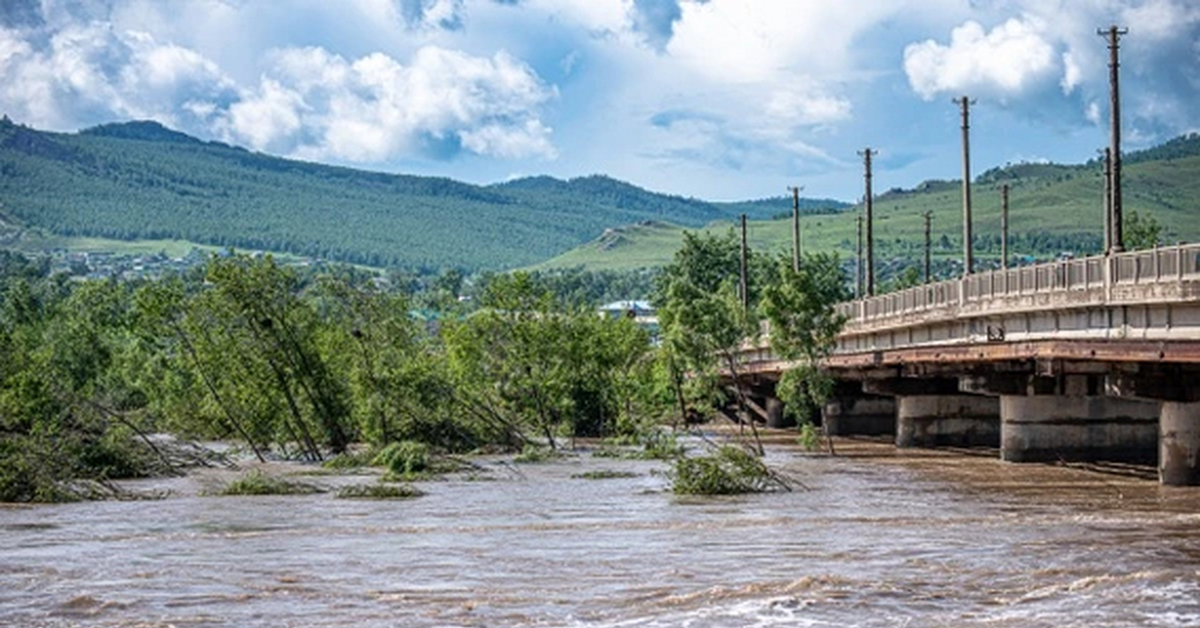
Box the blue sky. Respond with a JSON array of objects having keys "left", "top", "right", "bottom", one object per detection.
[{"left": 1, "top": 0, "right": 1197, "bottom": 202}]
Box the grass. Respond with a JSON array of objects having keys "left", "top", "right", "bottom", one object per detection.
[
  {"left": 513, "top": 444, "right": 571, "bottom": 463},
  {"left": 592, "top": 430, "right": 685, "bottom": 460},
  {"left": 532, "top": 156, "right": 1200, "bottom": 272},
  {"left": 572, "top": 470, "right": 640, "bottom": 480},
  {"left": 335, "top": 483, "right": 424, "bottom": 500},
  {"left": 214, "top": 470, "right": 324, "bottom": 496}
]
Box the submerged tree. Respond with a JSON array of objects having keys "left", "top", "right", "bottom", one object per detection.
[
  {"left": 654, "top": 230, "right": 772, "bottom": 453},
  {"left": 761, "top": 252, "right": 849, "bottom": 448}
]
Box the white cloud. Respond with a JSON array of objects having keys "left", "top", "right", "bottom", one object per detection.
[
  {"left": 225, "top": 45, "right": 557, "bottom": 161},
  {"left": 0, "top": 21, "right": 236, "bottom": 130},
  {"left": 903, "top": 17, "right": 1058, "bottom": 101}
]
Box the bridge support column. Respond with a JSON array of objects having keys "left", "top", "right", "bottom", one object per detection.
[
  {"left": 1000, "top": 395, "right": 1159, "bottom": 463},
  {"left": 896, "top": 395, "right": 999, "bottom": 448},
  {"left": 765, "top": 397, "right": 792, "bottom": 429},
  {"left": 823, "top": 396, "right": 895, "bottom": 436},
  {"left": 1161, "top": 401, "right": 1200, "bottom": 486}
]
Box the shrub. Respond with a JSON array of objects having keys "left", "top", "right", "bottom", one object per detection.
[
  {"left": 513, "top": 444, "right": 566, "bottom": 463},
  {"left": 572, "top": 470, "right": 639, "bottom": 480},
  {"left": 372, "top": 440, "right": 429, "bottom": 476},
  {"left": 670, "top": 446, "right": 772, "bottom": 495},
  {"left": 336, "top": 483, "right": 424, "bottom": 500},
  {"left": 216, "top": 470, "right": 323, "bottom": 496}
]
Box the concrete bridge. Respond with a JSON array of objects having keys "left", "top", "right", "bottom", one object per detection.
[{"left": 735, "top": 243, "right": 1200, "bottom": 486}]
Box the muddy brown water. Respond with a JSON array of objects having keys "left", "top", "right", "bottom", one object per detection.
[{"left": 2, "top": 434, "right": 1199, "bottom": 627}]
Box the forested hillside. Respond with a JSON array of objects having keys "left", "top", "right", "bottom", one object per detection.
[{"left": 0, "top": 118, "right": 846, "bottom": 271}]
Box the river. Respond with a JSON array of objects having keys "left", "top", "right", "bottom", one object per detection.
[{"left": 3, "top": 435, "right": 1199, "bottom": 627}]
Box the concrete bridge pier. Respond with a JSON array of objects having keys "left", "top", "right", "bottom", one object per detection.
[
  {"left": 862, "top": 378, "right": 999, "bottom": 448},
  {"left": 823, "top": 382, "right": 896, "bottom": 436},
  {"left": 1161, "top": 401, "right": 1200, "bottom": 486},
  {"left": 1000, "top": 393, "right": 1160, "bottom": 464},
  {"left": 896, "top": 395, "right": 1000, "bottom": 448}
]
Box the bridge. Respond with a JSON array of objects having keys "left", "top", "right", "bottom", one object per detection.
[{"left": 735, "top": 243, "right": 1200, "bottom": 486}]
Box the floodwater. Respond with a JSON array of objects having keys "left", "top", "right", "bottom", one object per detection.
[{"left": 3, "top": 435, "right": 1200, "bottom": 628}]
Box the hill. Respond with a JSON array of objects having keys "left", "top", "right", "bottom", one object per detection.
[
  {"left": 536, "top": 134, "right": 1200, "bottom": 273},
  {"left": 0, "top": 117, "right": 846, "bottom": 271}
]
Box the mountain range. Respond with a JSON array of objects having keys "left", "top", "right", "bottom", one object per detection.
[
  {"left": 0, "top": 118, "right": 845, "bottom": 271},
  {"left": 2, "top": 117, "right": 1198, "bottom": 274}
]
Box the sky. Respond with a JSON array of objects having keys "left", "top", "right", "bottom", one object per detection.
[{"left": 1, "top": 0, "right": 1198, "bottom": 202}]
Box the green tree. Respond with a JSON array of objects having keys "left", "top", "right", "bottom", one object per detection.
[
  {"left": 1125, "top": 209, "right": 1163, "bottom": 251},
  {"left": 655, "top": 230, "right": 766, "bottom": 453},
  {"left": 761, "top": 253, "right": 849, "bottom": 447}
]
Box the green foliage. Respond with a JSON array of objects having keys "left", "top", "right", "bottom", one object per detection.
[
  {"left": 443, "top": 271, "right": 655, "bottom": 449},
  {"left": 215, "top": 470, "right": 324, "bottom": 496},
  {"left": 670, "top": 446, "right": 773, "bottom": 495},
  {"left": 1125, "top": 210, "right": 1164, "bottom": 251},
  {"left": 336, "top": 483, "right": 424, "bottom": 499},
  {"left": 761, "top": 253, "right": 848, "bottom": 428},
  {"left": 593, "top": 429, "right": 685, "bottom": 460},
  {"left": 0, "top": 250, "right": 664, "bottom": 501},
  {"left": 373, "top": 440, "right": 430, "bottom": 476},
  {"left": 513, "top": 444, "right": 567, "bottom": 464},
  {"left": 572, "top": 469, "right": 639, "bottom": 480},
  {"left": 321, "top": 450, "right": 376, "bottom": 470},
  {"left": 797, "top": 421, "right": 823, "bottom": 451}
]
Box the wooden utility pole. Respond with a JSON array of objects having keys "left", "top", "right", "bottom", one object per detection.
[
  {"left": 789, "top": 185, "right": 803, "bottom": 272},
  {"left": 739, "top": 214, "right": 749, "bottom": 311},
  {"left": 922, "top": 210, "right": 932, "bottom": 282},
  {"left": 1100, "top": 147, "right": 1112, "bottom": 254},
  {"left": 1100, "top": 25, "right": 1127, "bottom": 253},
  {"left": 954, "top": 96, "right": 976, "bottom": 276},
  {"left": 859, "top": 148, "right": 877, "bottom": 296},
  {"left": 1001, "top": 184, "right": 1009, "bottom": 270},
  {"left": 855, "top": 214, "right": 863, "bottom": 299}
]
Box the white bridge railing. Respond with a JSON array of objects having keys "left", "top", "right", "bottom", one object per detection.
[{"left": 836, "top": 243, "right": 1200, "bottom": 326}]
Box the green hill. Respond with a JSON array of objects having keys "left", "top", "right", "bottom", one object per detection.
[
  {"left": 0, "top": 117, "right": 845, "bottom": 271},
  {"left": 536, "top": 134, "right": 1200, "bottom": 274}
]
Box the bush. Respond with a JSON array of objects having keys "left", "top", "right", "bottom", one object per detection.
[
  {"left": 797, "top": 422, "right": 822, "bottom": 451},
  {"left": 513, "top": 444, "right": 567, "bottom": 463},
  {"left": 670, "top": 446, "right": 772, "bottom": 495},
  {"left": 372, "top": 440, "right": 429, "bottom": 476},
  {"left": 572, "top": 470, "right": 639, "bottom": 480},
  {"left": 336, "top": 483, "right": 424, "bottom": 500},
  {"left": 215, "top": 470, "right": 324, "bottom": 496}
]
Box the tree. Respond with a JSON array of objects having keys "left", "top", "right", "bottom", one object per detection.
[
  {"left": 655, "top": 230, "right": 767, "bottom": 453},
  {"left": 1125, "top": 210, "right": 1163, "bottom": 251},
  {"left": 761, "top": 252, "right": 849, "bottom": 447}
]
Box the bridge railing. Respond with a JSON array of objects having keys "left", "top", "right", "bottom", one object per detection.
[{"left": 839, "top": 242, "right": 1200, "bottom": 326}]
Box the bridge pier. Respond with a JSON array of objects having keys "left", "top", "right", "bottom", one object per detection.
[
  {"left": 823, "top": 395, "right": 895, "bottom": 436},
  {"left": 1161, "top": 401, "right": 1200, "bottom": 486},
  {"left": 896, "top": 395, "right": 1000, "bottom": 448},
  {"left": 1000, "top": 394, "right": 1159, "bottom": 464}
]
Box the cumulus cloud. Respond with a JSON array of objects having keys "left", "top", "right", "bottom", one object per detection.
[
  {"left": 903, "top": 17, "right": 1057, "bottom": 101},
  {"left": 903, "top": 1, "right": 1200, "bottom": 138},
  {"left": 0, "top": 21, "right": 237, "bottom": 131},
  {"left": 223, "top": 45, "right": 556, "bottom": 161}
]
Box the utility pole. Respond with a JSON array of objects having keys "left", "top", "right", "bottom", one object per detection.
[
  {"left": 954, "top": 96, "right": 976, "bottom": 276},
  {"left": 1000, "top": 184, "right": 1009, "bottom": 270},
  {"left": 788, "top": 185, "right": 803, "bottom": 272},
  {"left": 859, "top": 148, "right": 877, "bottom": 296},
  {"left": 855, "top": 213, "right": 863, "bottom": 299},
  {"left": 922, "top": 210, "right": 932, "bottom": 282},
  {"left": 1100, "top": 147, "right": 1112, "bottom": 254},
  {"left": 1100, "top": 25, "right": 1127, "bottom": 253},
  {"left": 739, "top": 213, "right": 749, "bottom": 312}
]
